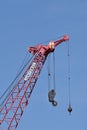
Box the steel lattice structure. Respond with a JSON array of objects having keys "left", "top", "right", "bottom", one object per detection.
[{"left": 0, "top": 35, "right": 69, "bottom": 130}]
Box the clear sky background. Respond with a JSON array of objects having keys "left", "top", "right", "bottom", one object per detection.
[{"left": 0, "top": 0, "right": 87, "bottom": 130}]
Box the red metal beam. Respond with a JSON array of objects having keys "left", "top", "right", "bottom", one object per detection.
[{"left": 0, "top": 35, "right": 69, "bottom": 130}]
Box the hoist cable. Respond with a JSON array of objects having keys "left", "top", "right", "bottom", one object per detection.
[
  {"left": 0, "top": 52, "right": 33, "bottom": 107},
  {"left": 47, "top": 54, "right": 51, "bottom": 91},
  {"left": 67, "top": 42, "right": 71, "bottom": 106},
  {"left": 53, "top": 51, "right": 56, "bottom": 91},
  {"left": 47, "top": 51, "right": 56, "bottom": 92}
]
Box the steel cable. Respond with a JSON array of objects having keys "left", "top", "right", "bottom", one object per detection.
[{"left": 0, "top": 52, "right": 33, "bottom": 107}]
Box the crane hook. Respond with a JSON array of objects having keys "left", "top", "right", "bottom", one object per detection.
[
  {"left": 68, "top": 104, "right": 72, "bottom": 114},
  {"left": 52, "top": 100, "right": 58, "bottom": 106},
  {"left": 48, "top": 89, "right": 58, "bottom": 106}
]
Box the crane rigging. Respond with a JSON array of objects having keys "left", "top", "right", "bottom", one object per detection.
[
  {"left": 0, "top": 35, "right": 69, "bottom": 130},
  {"left": 47, "top": 51, "right": 57, "bottom": 106}
]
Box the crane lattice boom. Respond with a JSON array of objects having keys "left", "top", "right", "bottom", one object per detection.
[{"left": 0, "top": 35, "right": 69, "bottom": 130}]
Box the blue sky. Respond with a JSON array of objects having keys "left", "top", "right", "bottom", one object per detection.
[{"left": 0, "top": 0, "right": 87, "bottom": 130}]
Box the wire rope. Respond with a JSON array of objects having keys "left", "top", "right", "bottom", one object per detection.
[
  {"left": 47, "top": 51, "right": 56, "bottom": 91},
  {"left": 47, "top": 54, "right": 51, "bottom": 91},
  {"left": 0, "top": 52, "right": 33, "bottom": 107},
  {"left": 67, "top": 41, "right": 71, "bottom": 106},
  {"left": 53, "top": 51, "right": 56, "bottom": 91}
]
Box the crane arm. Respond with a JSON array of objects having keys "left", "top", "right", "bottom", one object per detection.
[
  {"left": 54, "top": 35, "right": 69, "bottom": 47},
  {"left": 0, "top": 35, "right": 69, "bottom": 130},
  {"left": 0, "top": 52, "right": 46, "bottom": 130},
  {"left": 29, "top": 35, "right": 69, "bottom": 55}
]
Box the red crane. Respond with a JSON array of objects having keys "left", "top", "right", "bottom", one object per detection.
[{"left": 0, "top": 35, "right": 69, "bottom": 130}]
